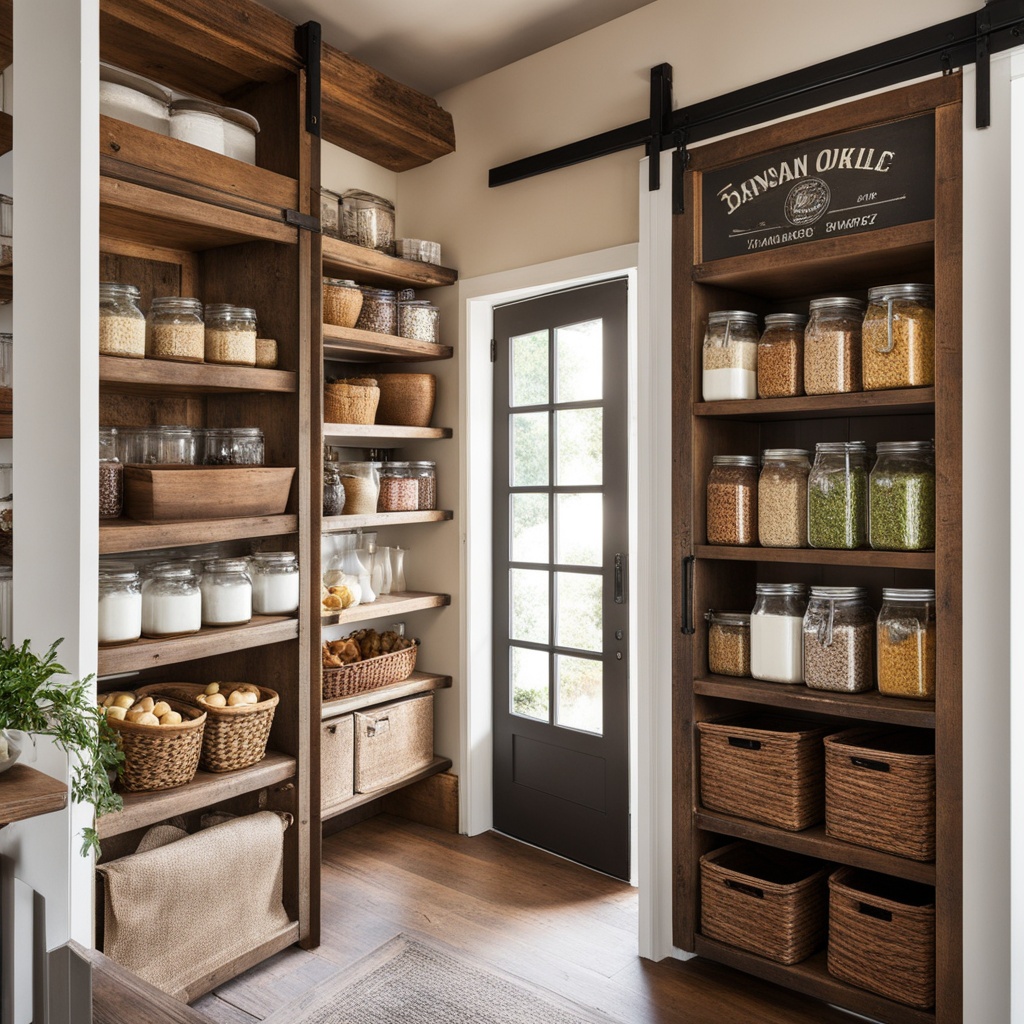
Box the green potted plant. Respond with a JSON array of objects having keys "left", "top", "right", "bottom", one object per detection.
[{"left": 0, "top": 638, "right": 123, "bottom": 854}]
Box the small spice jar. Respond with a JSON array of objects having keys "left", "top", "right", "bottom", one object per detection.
[
  {"left": 323, "top": 278, "right": 364, "bottom": 328},
  {"left": 341, "top": 189, "right": 395, "bottom": 253},
  {"left": 802, "top": 586, "right": 875, "bottom": 693},
  {"left": 702, "top": 310, "right": 759, "bottom": 401},
  {"left": 319, "top": 188, "right": 341, "bottom": 237},
  {"left": 758, "top": 449, "right": 810, "bottom": 548},
  {"left": 250, "top": 551, "right": 300, "bottom": 615},
  {"left": 877, "top": 588, "right": 936, "bottom": 700},
  {"left": 757, "top": 313, "right": 806, "bottom": 398},
  {"left": 157, "top": 425, "right": 197, "bottom": 465},
  {"left": 808, "top": 441, "right": 871, "bottom": 550},
  {"left": 98, "top": 566, "right": 143, "bottom": 646},
  {"left": 99, "top": 427, "right": 123, "bottom": 519},
  {"left": 409, "top": 460, "right": 437, "bottom": 510},
  {"left": 99, "top": 282, "right": 146, "bottom": 358},
  {"left": 335, "top": 461, "right": 380, "bottom": 515},
  {"left": 803, "top": 297, "right": 866, "bottom": 395},
  {"left": 750, "top": 582, "right": 808, "bottom": 684},
  {"left": 398, "top": 298, "right": 440, "bottom": 344},
  {"left": 354, "top": 287, "right": 397, "bottom": 335},
  {"left": 141, "top": 563, "right": 201, "bottom": 638},
  {"left": 204, "top": 304, "right": 257, "bottom": 366},
  {"left": 377, "top": 461, "right": 419, "bottom": 512},
  {"left": 146, "top": 296, "right": 205, "bottom": 362},
  {"left": 869, "top": 440, "right": 935, "bottom": 551},
  {"left": 202, "top": 427, "right": 265, "bottom": 466},
  {"left": 706, "top": 455, "right": 758, "bottom": 546},
  {"left": 862, "top": 284, "right": 935, "bottom": 391},
  {"left": 200, "top": 557, "right": 253, "bottom": 627},
  {"left": 323, "top": 462, "right": 346, "bottom": 516},
  {"left": 705, "top": 610, "right": 751, "bottom": 677}
]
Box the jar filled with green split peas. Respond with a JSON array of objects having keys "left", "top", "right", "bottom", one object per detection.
[
  {"left": 808, "top": 441, "right": 870, "bottom": 550},
  {"left": 869, "top": 440, "right": 935, "bottom": 551}
]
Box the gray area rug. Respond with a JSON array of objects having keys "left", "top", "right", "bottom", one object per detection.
[{"left": 261, "top": 935, "right": 621, "bottom": 1024}]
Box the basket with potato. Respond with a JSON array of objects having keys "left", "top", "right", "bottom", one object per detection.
[
  {"left": 321, "top": 628, "right": 418, "bottom": 702},
  {"left": 136, "top": 682, "right": 278, "bottom": 773}
]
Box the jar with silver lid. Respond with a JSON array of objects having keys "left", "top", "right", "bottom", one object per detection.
[
  {"left": 758, "top": 449, "right": 810, "bottom": 548},
  {"left": 378, "top": 461, "right": 419, "bottom": 512},
  {"left": 341, "top": 189, "right": 395, "bottom": 253},
  {"left": 200, "top": 557, "right": 252, "bottom": 627},
  {"left": 250, "top": 551, "right": 300, "bottom": 615},
  {"left": 147, "top": 296, "right": 205, "bottom": 362},
  {"left": 803, "top": 297, "right": 866, "bottom": 395},
  {"left": 398, "top": 299, "right": 440, "bottom": 344},
  {"left": 706, "top": 455, "right": 758, "bottom": 546},
  {"left": 757, "top": 312, "right": 806, "bottom": 398},
  {"left": 409, "top": 460, "right": 437, "bottom": 510},
  {"left": 862, "top": 284, "right": 935, "bottom": 391},
  {"left": 808, "top": 441, "right": 871, "bottom": 550},
  {"left": 705, "top": 610, "right": 751, "bottom": 677},
  {"left": 202, "top": 427, "right": 265, "bottom": 466},
  {"left": 869, "top": 440, "right": 935, "bottom": 552},
  {"left": 354, "top": 287, "right": 397, "bottom": 335},
  {"left": 802, "top": 586, "right": 874, "bottom": 692},
  {"left": 205, "top": 304, "right": 257, "bottom": 366},
  {"left": 702, "top": 310, "right": 759, "bottom": 401},
  {"left": 99, "top": 427, "right": 123, "bottom": 519},
  {"left": 751, "top": 582, "right": 808, "bottom": 683},
  {"left": 98, "top": 566, "right": 142, "bottom": 646},
  {"left": 141, "top": 563, "right": 201, "bottom": 638},
  {"left": 877, "top": 588, "right": 936, "bottom": 700},
  {"left": 99, "top": 282, "right": 146, "bottom": 359}
]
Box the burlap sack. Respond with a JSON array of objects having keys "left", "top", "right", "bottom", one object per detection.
[{"left": 96, "top": 811, "right": 291, "bottom": 999}]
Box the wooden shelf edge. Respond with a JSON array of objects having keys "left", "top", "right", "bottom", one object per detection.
[
  {"left": 693, "top": 937, "right": 935, "bottom": 1024},
  {"left": 101, "top": 514, "right": 298, "bottom": 554},
  {"left": 323, "top": 422, "right": 452, "bottom": 441},
  {"left": 322, "top": 510, "right": 453, "bottom": 532},
  {"left": 321, "top": 672, "right": 452, "bottom": 720},
  {"left": 323, "top": 324, "right": 453, "bottom": 363},
  {"left": 695, "top": 545, "right": 936, "bottom": 570},
  {"left": 0, "top": 765, "right": 68, "bottom": 826},
  {"left": 694, "top": 386, "right": 935, "bottom": 420},
  {"left": 322, "top": 235, "right": 457, "bottom": 288},
  {"left": 320, "top": 591, "right": 451, "bottom": 627},
  {"left": 321, "top": 756, "right": 452, "bottom": 820},
  {"left": 99, "top": 356, "right": 297, "bottom": 395}
]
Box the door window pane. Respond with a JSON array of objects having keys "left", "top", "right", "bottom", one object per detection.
[
  {"left": 556, "top": 655, "right": 602, "bottom": 734},
  {"left": 511, "top": 646, "right": 549, "bottom": 722},
  {"left": 510, "top": 568, "right": 549, "bottom": 644},
  {"left": 556, "top": 408, "right": 602, "bottom": 486},
  {"left": 511, "top": 330, "right": 549, "bottom": 407},
  {"left": 511, "top": 412, "right": 549, "bottom": 486},
  {"left": 556, "top": 493, "right": 602, "bottom": 566},
  {"left": 511, "top": 493, "right": 549, "bottom": 563},
  {"left": 556, "top": 571, "right": 602, "bottom": 653},
  {"left": 556, "top": 319, "right": 602, "bottom": 403}
]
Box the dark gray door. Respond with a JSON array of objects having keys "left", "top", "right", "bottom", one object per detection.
[{"left": 492, "top": 278, "right": 629, "bottom": 880}]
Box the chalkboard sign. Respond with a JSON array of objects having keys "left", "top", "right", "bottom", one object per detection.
[{"left": 700, "top": 114, "right": 934, "bottom": 262}]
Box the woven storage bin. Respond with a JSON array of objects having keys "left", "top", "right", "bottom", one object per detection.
[
  {"left": 700, "top": 841, "right": 829, "bottom": 964},
  {"left": 322, "top": 642, "right": 418, "bottom": 702},
  {"left": 828, "top": 867, "right": 935, "bottom": 1009},
  {"left": 107, "top": 697, "right": 205, "bottom": 792},
  {"left": 354, "top": 693, "right": 433, "bottom": 793},
  {"left": 698, "top": 715, "right": 831, "bottom": 830},
  {"left": 321, "top": 714, "right": 354, "bottom": 814},
  {"left": 825, "top": 728, "right": 935, "bottom": 861},
  {"left": 374, "top": 373, "right": 436, "bottom": 427},
  {"left": 325, "top": 378, "right": 379, "bottom": 425},
  {"left": 137, "top": 682, "right": 278, "bottom": 773}
]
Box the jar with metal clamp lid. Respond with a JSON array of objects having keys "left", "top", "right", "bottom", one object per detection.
[
  {"left": 802, "top": 586, "right": 875, "bottom": 692},
  {"left": 862, "top": 283, "right": 934, "bottom": 390},
  {"left": 877, "top": 588, "right": 936, "bottom": 699},
  {"left": 702, "top": 310, "right": 758, "bottom": 401},
  {"left": 804, "top": 297, "right": 866, "bottom": 395}
]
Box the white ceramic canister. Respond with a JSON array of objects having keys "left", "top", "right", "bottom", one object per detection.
[
  {"left": 98, "top": 566, "right": 142, "bottom": 646},
  {"left": 251, "top": 551, "right": 300, "bottom": 615},
  {"left": 100, "top": 64, "right": 171, "bottom": 135},
  {"left": 169, "top": 98, "right": 226, "bottom": 155},
  {"left": 141, "top": 563, "right": 202, "bottom": 638}
]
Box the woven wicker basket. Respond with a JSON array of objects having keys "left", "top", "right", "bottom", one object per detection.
[
  {"left": 374, "top": 373, "right": 436, "bottom": 427},
  {"left": 825, "top": 727, "right": 935, "bottom": 861},
  {"left": 322, "top": 642, "right": 418, "bottom": 702},
  {"left": 698, "top": 715, "right": 831, "bottom": 830},
  {"left": 354, "top": 693, "right": 433, "bottom": 793},
  {"left": 325, "top": 378, "right": 379, "bottom": 425},
  {"left": 828, "top": 867, "right": 935, "bottom": 1009},
  {"left": 137, "top": 682, "right": 278, "bottom": 773},
  {"left": 700, "top": 842, "right": 829, "bottom": 965},
  {"left": 108, "top": 697, "right": 206, "bottom": 792}
]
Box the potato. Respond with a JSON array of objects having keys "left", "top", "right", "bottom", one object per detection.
[
  {"left": 135, "top": 712, "right": 160, "bottom": 726},
  {"left": 205, "top": 693, "right": 227, "bottom": 708},
  {"left": 159, "top": 711, "right": 182, "bottom": 726},
  {"left": 151, "top": 701, "right": 171, "bottom": 719},
  {"left": 241, "top": 690, "right": 259, "bottom": 704},
  {"left": 131, "top": 697, "right": 155, "bottom": 714},
  {"left": 105, "top": 705, "right": 127, "bottom": 721},
  {"left": 113, "top": 694, "right": 135, "bottom": 710},
  {"left": 227, "top": 690, "right": 248, "bottom": 707},
  {"left": 204, "top": 682, "right": 221, "bottom": 696}
]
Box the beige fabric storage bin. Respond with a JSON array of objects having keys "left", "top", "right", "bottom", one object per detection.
[
  {"left": 354, "top": 693, "right": 433, "bottom": 793},
  {"left": 96, "top": 811, "right": 291, "bottom": 1000},
  {"left": 322, "top": 713, "right": 354, "bottom": 813}
]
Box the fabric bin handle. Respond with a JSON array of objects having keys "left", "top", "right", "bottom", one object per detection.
[{"left": 723, "top": 878, "right": 764, "bottom": 899}]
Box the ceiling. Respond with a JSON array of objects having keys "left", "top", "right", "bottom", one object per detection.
[{"left": 261, "top": 0, "right": 657, "bottom": 97}]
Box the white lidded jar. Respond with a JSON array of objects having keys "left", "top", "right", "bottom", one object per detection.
[
  {"left": 220, "top": 106, "right": 260, "bottom": 164},
  {"left": 98, "top": 566, "right": 142, "bottom": 646},
  {"left": 250, "top": 551, "right": 300, "bottom": 615},
  {"left": 100, "top": 64, "right": 171, "bottom": 135},
  {"left": 141, "top": 562, "right": 201, "bottom": 638},
  {"left": 169, "top": 98, "right": 226, "bottom": 154},
  {"left": 702, "top": 310, "right": 759, "bottom": 401},
  {"left": 200, "top": 557, "right": 253, "bottom": 627},
  {"left": 750, "top": 582, "right": 807, "bottom": 683}
]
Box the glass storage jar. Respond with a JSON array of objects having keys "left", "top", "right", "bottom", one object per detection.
[
  {"left": 808, "top": 441, "right": 871, "bottom": 550},
  {"left": 862, "top": 284, "right": 935, "bottom": 391},
  {"left": 205, "top": 304, "right": 257, "bottom": 366},
  {"left": 250, "top": 551, "right": 300, "bottom": 614},
  {"left": 323, "top": 278, "right": 364, "bottom": 328},
  {"left": 398, "top": 299, "right": 440, "bottom": 344},
  {"left": 802, "top": 586, "right": 875, "bottom": 692},
  {"left": 706, "top": 455, "right": 758, "bottom": 546},
  {"left": 323, "top": 462, "right": 346, "bottom": 516},
  {"left": 158, "top": 425, "right": 197, "bottom": 465},
  {"left": 99, "top": 427, "right": 123, "bottom": 519},
  {"left": 335, "top": 461, "right": 380, "bottom": 515},
  {"left": 200, "top": 557, "right": 252, "bottom": 627},
  {"left": 319, "top": 188, "right": 341, "bottom": 237},
  {"left": 354, "top": 287, "right": 397, "bottom": 335},
  {"left": 757, "top": 312, "right": 806, "bottom": 398},
  {"left": 877, "top": 587, "right": 936, "bottom": 700},
  {"left": 378, "top": 461, "right": 419, "bottom": 512},
  {"left": 0, "top": 332, "right": 11, "bottom": 388},
  {"left": 705, "top": 610, "right": 751, "bottom": 677},
  {"left": 146, "top": 296, "right": 204, "bottom": 362},
  {"left": 202, "top": 427, "right": 265, "bottom": 466},
  {"left": 341, "top": 189, "right": 396, "bottom": 253},
  {"left": 118, "top": 426, "right": 162, "bottom": 465},
  {"left": 702, "top": 310, "right": 759, "bottom": 401},
  {"left": 869, "top": 440, "right": 935, "bottom": 551},
  {"left": 803, "top": 297, "right": 866, "bottom": 395},
  {"left": 141, "top": 563, "right": 201, "bottom": 638},
  {"left": 409, "top": 460, "right": 437, "bottom": 510},
  {"left": 758, "top": 449, "right": 810, "bottom": 548},
  {"left": 98, "top": 566, "right": 142, "bottom": 646},
  {"left": 750, "top": 582, "right": 808, "bottom": 683},
  {"left": 99, "top": 282, "right": 146, "bottom": 359}
]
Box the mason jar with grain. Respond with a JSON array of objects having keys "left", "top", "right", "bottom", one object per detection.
[
  {"left": 862, "top": 284, "right": 935, "bottom": 391},
  {"left": 702, "top": 310, "right": 759, "bottom": 401},
  {"left": 99, "top": 427, "right": 123, "bottom": 519},
  {"left": 204, "top": 304, "right": 257, "bottom": 366},
  {"left": 146, "top": 296, "right": 205, "bottom": 362},
  {"left": 705, "top": 610, "right": 751, "bottom": 677},
  {"left": 341, "top": 189, "right": 395, "bottom": 253},
  {"left": 758, "top": 448, "right": 810, "bottom": 548},
  {"left": 803, "top": 297, "right": 866, "bottom": 395},
  {"left": 354, "top": 287, "right": 397, "bottom": 335},
  {"left": 757, "top": 313, "right": 806, "bottom": 398},
  {"left": 409, "top": 460, "right": 437, "bottom": 510},
  {"left": 99, "top": 282, "right": 146, "bottom": 359},
  {"left": 802, "top": 586, "right": 874, "bottom": 693},
  {"left": 377, "top": 461, "right": 419, "bottom": 512},
  {"left": 706, "top": 455, "right": 758, "bottom": 546},
  {"left": 202, "top": 427, "right": 265, "bottom": 466},
  {"left": 877, "top": 588, "right": 936, "bottom": 700},
  {"left": 869, "top": 440, "right": 935, "bottom": 552},
  {"left": 808, "top": 441, "right": 870, "bottom": 550},
  {"left": 398, "top": 299, "right": 440, "bottom": 344}
]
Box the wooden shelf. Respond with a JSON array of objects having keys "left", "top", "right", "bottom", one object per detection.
[
  {"left": 100, "top": 514, "right": 298, "bottom": 554},
  {"left": 693, "top": 938, "right": 934, "bottom": 1024},
  {"left": 322, "top": 236, "right": 458, "bottom": 290},
  {"left": 0, "top": 765, "right": 68, "bottom": 826},
  {"left": 324, "top": 422, "right": 452, "bottom": 443},
  {"left": 323, "top": 510, "right": 453, "bottom": 532},
  {"left": 324, "top": 324, "right": 453, "bottom": 363},
  {"left": 100, "top": 356, "right": 297, "bottom": 395},
  {"left": 694, "top": 387, "right": 934, "bottom": 421},
  {"left": 695, "top": 544, "right": 935, "bottom": 570},
  {"left": 322, "top": 672, "right": 452, "bottom": 720},
  {"left": 98, "top": 615, "right": 298, "bottom": 677},
  {"left": 320, "top": 591, "right": 450, "bottom": 627},
  {"left": 321, "top": 756, "right": 452, "bottom": 821},
  {"left": 694, "top": 675, "right": 935, "bottom": 728},
  {"left": 97, "top": 751, "right": 296, "bottom": 839},
  {"left": 696, "top": 809, "right": 935, "bottom": 885}
]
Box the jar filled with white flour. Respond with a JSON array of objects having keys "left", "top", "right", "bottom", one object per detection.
[
  {"left": 200, "top": 558, "right": 253, "bottom": 627},
  {"left": 141, "top": 563, "right": 201, "bottom": 638},
  {"left": 750, "top": 582, "right": 807, "bottom": 683}
]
